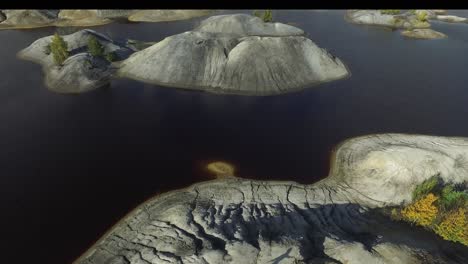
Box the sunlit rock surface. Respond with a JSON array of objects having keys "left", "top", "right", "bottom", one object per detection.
[
  {"left": 195, "top": 14, "right": 305, "bottom": 36},
  {"left": 0, "top": 9, "right": 59, "bottom": 28},
  {"left": 128, "top": 10, "right": 213, "bottom": 22},
  {"left": 56, "top": 10, "right": 111, "bottom": 27},
  {"left": 435, "top": 15, "right": 468, "bottom": 23},
  {"left": 401, "top": 29, "right": 447, "bottom": 39},
  {"left": 118, "top": 14, "right": 349, "bottom": 95},
  {"left": 75, "top": 134, "right": 468, "bottom": 264},
  {"left": 96, "top": 10, "right": 138, "bottom": 19},
  {"left": 0, "top": 9, "right": 215, "bottom": 29}
]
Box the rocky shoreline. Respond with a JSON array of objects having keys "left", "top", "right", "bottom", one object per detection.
[{"left": 74, "top": 134, "right": 468, "bottom": 264}]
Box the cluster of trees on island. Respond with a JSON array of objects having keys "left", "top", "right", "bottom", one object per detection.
[
  {"left": 386, "top": 176, "right": 468, "bottom": 246},
  {"left": 44, "top": 33, "right": 117, "bottom": 66}
]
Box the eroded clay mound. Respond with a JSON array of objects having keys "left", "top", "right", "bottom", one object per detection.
[
  {"left": 195, "top": 14, "right": 305, "bottom": 36},
  {"left": 118, "top": 14, "right": 349, "bottom": 95},
  {"left": 128, "top": 10, "right": 213, "bottom": 22}
]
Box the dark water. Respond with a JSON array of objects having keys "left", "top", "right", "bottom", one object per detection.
[{"left": 2, "top": 10, "right": 468, "bottom": 263}]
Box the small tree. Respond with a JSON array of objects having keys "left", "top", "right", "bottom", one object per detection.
[
  {"left": 87, "top": 35, "right": 105, "bottom": 57},
  {"left": 263, "top": 10, "right": 273, "bottom": 22},
  {"left": 253, "top": 10, "right": 273, "bottom": 23},
  {"left": 105, "top": 51, "right": 118, "bottom": 62},
  {"left": 416, "top": 10, "right": 428, "bottom": 22},
  {"left": 50, "top": 33, "right": 69, "bottom": 66},
  {"left": 401, "top": 193, "right": 439, "bottom": 227}
]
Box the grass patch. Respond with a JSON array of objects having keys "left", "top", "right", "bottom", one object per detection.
[{"left": 412, "top": 175, "right": 440, "bottom": 201}]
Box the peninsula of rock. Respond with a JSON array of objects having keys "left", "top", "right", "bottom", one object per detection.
[{"left": 75, "top": 134, "right": 468, "bottom": 264}]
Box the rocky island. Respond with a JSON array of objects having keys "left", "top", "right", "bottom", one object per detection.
[
  {"left": 345, "top": 10, "right": 461, "bottom": 40},
  {"left": 18, "top": 29, "right": 135, "bottom": 93},
  {"left": 118, "top": 14, "right": 350, "bottom": 95},
  {"left": 74, "top": 134, "right": 468, "bottom": 264},
  {"left": 401, "top": 28, "right": 447, "bottom": 40}
]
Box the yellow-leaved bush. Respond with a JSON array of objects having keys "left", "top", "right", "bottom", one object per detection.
[
  {"left": 435, "top": 208, "right": 468, "bottom": 246},
  {"left": 401, "top": 193, "right": 439, "bottom": 227},
  {"left": 389, "top": 177, "right": 468, "bottom": 246}
]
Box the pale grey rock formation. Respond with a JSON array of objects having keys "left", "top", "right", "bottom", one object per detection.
[
  {"left": 18, "top": 29, "right": 134, "bottom": 93},
  {"left": 128, "top": 10, "right": 213, "bottom": 22},
  {"left": 45, "top": 53, "right": 114, "bottom": 93},
  {"left": 0, "top": 9, "right": 59, "bottom": 27},
  {"left": 96, "top": 10, "right": 138, "bottom": 19},
  {"left": 58, "top": 10, "right": 99, "bottom": 20},
  {"left": 195, "top": 14, "right": 305, "bottom": 36},
  {"left": 56, "top": 10, "right": 111, "bottom": 27},
  {"left": 345, "top": 10, "right": 398, "bottom": 27},
  {"left": 329, "top": 134, "right": 468, "bottom": 206},
  {"left": 0, "top": 9, "right": 112, "bottom": 29},
  {"left": 345, "top": 10, "right": 430, "bottom": 29},
  {"left": 435, "top": 15, "right": 468, "bottom": 23},
  {"left": 401, "top": 29, "right": 447, "bottom": 39},
  {"left": 74, "top": 134, "right": 468, "bottom": 264},
  {"left": 118, "top": 14, "right": 349, "bottom": 95}
]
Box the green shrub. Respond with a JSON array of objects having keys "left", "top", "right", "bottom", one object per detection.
[
  {"left": 380, "top": 10, "right": 401, "bottom": 15},
  {"left": 253, "top": 10, "right": 273, "bottom": 22},
  {"left": 435, "top": 208, "right": 468, "bottom": 246},
  {"left": 105, "top": 51, "right": 118, "bottom": 62},
  {"left": 412, "top": 176, "right": 440, "bottom": 201},
  {"left": 440, "top": 185, "right": 468, "bottom": 211},
  {"left": 87, "top": 35, "right": 105, "bottom": 57},
  {"left": 416, "top": 11, "right": 428, "bottom": 22},
  {"left": 50, "top": 33, "right": 69, "bottom": 66}
]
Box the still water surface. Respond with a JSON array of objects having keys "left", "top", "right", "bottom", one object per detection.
[{"left": 2, "top": 10, "right": 468, "bottom": 263}]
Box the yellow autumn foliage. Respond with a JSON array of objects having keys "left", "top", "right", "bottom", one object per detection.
[
  {"left": 401, "top": 193, "right": 439, "bottom": 227},
  {"left": 435, "top": 208, "right": 468, "bottom": 246}
]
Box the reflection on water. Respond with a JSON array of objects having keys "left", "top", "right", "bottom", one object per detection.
[{"left": 2, "top": 10, "right": 468, "bottom": 263}]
